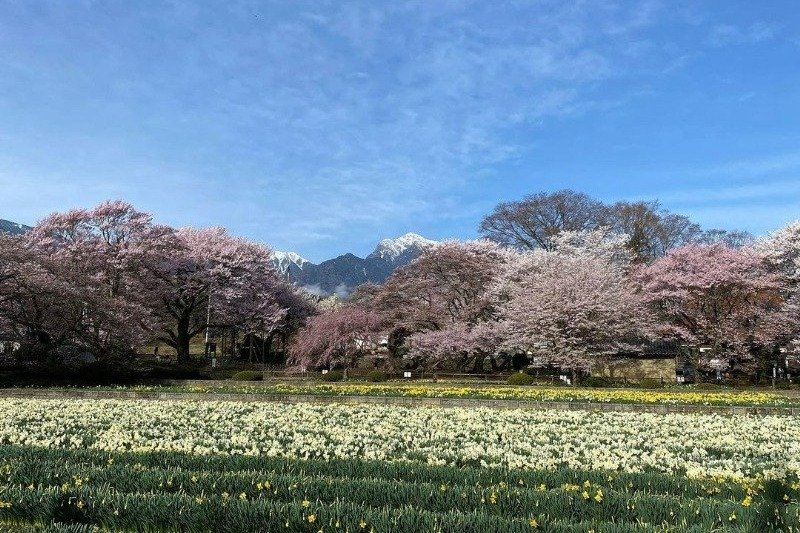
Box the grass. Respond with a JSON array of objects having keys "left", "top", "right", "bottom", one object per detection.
[{"left": 1, "top": 446, "right": 797, "bottom": 532}]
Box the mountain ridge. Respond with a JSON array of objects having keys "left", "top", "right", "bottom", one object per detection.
[
  {"left": 0, "top": 219, "right": 31, "bottom": 235},
  {"left": 271, "top": 232, "right": 437, "bottom": 296}
]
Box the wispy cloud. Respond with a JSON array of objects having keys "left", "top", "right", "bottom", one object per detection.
[
  {"left": 1, "top": 1, "right": 794, "bottom": 259},
  {"left": 634, "top": 151, "right": 800, "bottom": 235},
  {"left": 116, "top": 0, "right": 687, "bottom": 255},
  {"left": 708, "top": 22, "right": 777, "bottom": 47},
  {"left": 658, "top": 179, "right": 800, "bottom": 204},
  {"left": 689, "top": 151, "right": 800, "bottom": 180}
]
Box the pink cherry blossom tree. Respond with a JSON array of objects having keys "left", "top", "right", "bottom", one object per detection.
[
  {"left": 26, "top": 201, "right": 175, "bottom": 351},
  {"left": 0, "top": 232, "right": 87, "bottom": 349},
  {"left": 499, "top": 249, "right": 650, "bottom": 379},
  {"left": 287, "top": 306, "right": 386, "bottom": 372},
  {"left": 0, "top": 201, "right": 325, "bottom": 367},
  {"left": 376, "top": 240, "right": 514, "bottom": 329},
  {"left": 0, "top": 233, "right": 23, "bottom": 310},
  {"left": 368, "top": 240, "right": 517, "bottom": 371},
  {"left": 0, "top": 201, "right": 173, "bottom": 355},
  {"left": 634, "top": 243, "right": 787, "bottom": 370},
  {"left": 407, "top": 321, "right": 507, "bottom": 371},
  {"left": 150, "top": 226, "right": 289, "bottom": 364},
  {"left": 31, "top": 200, "right": 174, "bottom": 298}
]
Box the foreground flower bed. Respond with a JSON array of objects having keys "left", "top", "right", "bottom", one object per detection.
[
  {"left": 102, "top": 381, "right": 796, "bottom": 407},
  {"left": 1, "top": 446, "right": 798, "bottom": 532},
  {"left": 1, "top": 398, "right": 797, "bottom": 480},
  {"left": 1, "top": 399, "right": 799, "bottom": 531}
]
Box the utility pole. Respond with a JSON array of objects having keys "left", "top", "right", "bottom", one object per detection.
[{"left": 205, "top": 289, "right": 215, "bottom": 367}]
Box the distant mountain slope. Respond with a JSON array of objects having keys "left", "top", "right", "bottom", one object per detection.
[
  {"left": 0, "top": 219, "right": 31, "bottom": 235},
  {"left": 272, "top": 233, "right": 437, "bottom": 297}
]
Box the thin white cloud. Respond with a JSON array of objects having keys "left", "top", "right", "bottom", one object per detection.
[
  {"left": 708, "top": 22, "right": 777, "bottom": 46},
  {"left": 657, "top": 179, "right": 800, "bottom": 204},
  {"left": 0, "top": 0, "right": 720, "bottom": 258},
  {"left": 621, "top": 150, "right": 800, "bottom": 236},
  {"left": 691, "top": 151, "right": 800, "bottom": 179},
  {"left": 680, "top": 202, "right": 800, "bottom": 236}
]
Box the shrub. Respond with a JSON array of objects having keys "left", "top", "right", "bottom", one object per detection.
[
  {"left": 582, "top": 376, "right": 613, "bottom": 388},
  {"left": 694, "top": 382, "right": 726, "bottom": 391},
  {"left": 141, "top": 364, "right": 207, "bottom": 380},
  {"left": 507, "top": 373, "right": 535, "bottom": 386},
  {"left": 230, "top": 370, "right": 263, "bottom": 381},
  {"left": 320, "top": 370, "right": 344, "bottom": 382},
  {"left": 366, "top": 371, "right": 388, "bottom": 382},
  {"left": 637, "top": 378, "right": 665, "bottom": 389}
]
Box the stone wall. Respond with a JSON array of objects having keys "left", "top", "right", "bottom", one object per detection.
[{"left": 591, "top": 357, "right": 676, "bottom": 382}]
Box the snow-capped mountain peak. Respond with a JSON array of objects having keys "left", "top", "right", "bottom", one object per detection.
[
  {"left": 271, "top": 250, "right": 310, "bottom": 275},
  {"left": 369, "top": 232, "right": 437, "bottom": 261}
]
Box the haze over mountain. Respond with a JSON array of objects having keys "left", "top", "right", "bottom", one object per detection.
[{"left": 272, "top": 233, "right": 436, "bottom": 297}]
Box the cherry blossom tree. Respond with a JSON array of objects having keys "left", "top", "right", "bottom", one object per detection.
[
  {"left": 31, "top": 200, "right": 174, "bottom": 298},
  {"left": 0, "top": 233, "right": 23, "bottom": 310},
  {"left": 0, "top": 202, "right": 177, "bottom": 357},
  {"left": 364, "top": 240, "right": 517, "bottom": 371},
  {"left": 634, "top": 243, "right": 787, "bottom": 370},
  {"left": 499, "top": 250, "right": 650, "bottom": 380},
  {"left": 0, "top": 232, "right": 86, "bottom": 350},
  {"left": 0, "top": 201, "right": 319, "bottom": 368},
  {"left": 759, "top": 221, "right": 800, "bottom": 283},
  {"left": 26, "top": 201, "right": 175, "bottom": 351},
  {"left": 549, "top": 227, "right": 632, "bottom": 267},
  {"left": 151, "top": 227, "right": 289, "bottom": 364},
  {"left": 758, "top": 221, "right": 800, "bottom": 353},
  {"left": 287, "top": 306, "right": 386, "bottom": 371},
  {"left": 407, "top": 321, "right": 506, "bottom": 372},
  {"left": 375, "top": 240, "right": 515, "bottom": 331}
]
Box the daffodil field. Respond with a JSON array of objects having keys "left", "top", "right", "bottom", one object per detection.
[
  {"left": 100, "top": 382, "right": 798, "bottom": 408},
  {"left": 1, "top": 398, "right": 799, "bottom": 531}
]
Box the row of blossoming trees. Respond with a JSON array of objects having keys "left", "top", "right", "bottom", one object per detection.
[
  {"left": 3, "top": 198, "right": 800, "bottom": 379},
  {"left": 289, "top": 222, "right": 800, "bottom": 379},
  {"left": 0, "top": 201, "right": 313, "bottom": 366}
]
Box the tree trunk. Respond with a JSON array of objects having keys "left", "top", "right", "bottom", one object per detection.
[
  {"left": 264, "top": 334, "right": 274, "bottom": 365},
  {"left": 175, "top": 312, "right": 193, "bottom": 365},
  {"left": 471, "top": 355, "right": 484, "bottom": 374},
  {"left": 176, "top": 334, "right": 191, "bottom": 364}
]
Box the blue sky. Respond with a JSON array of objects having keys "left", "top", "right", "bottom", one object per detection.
[{"left": 0, "top": 1, "right": 799, "bottom": 262}]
